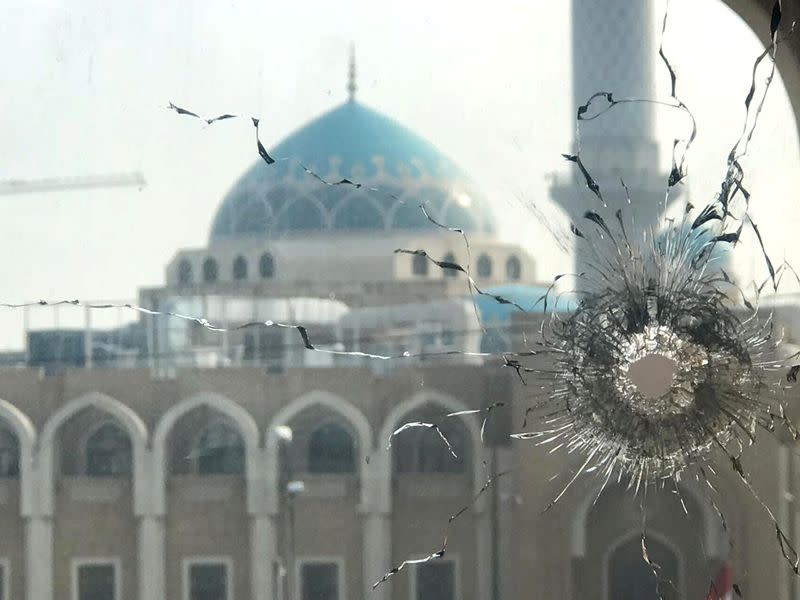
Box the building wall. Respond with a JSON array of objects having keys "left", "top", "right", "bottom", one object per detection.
[{"left": 0, "top": 357, "right": 793, "bottom": 598}]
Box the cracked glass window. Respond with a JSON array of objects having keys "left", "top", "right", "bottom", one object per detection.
[{"left": 4, "top": 0, "right": 800, "bottom": 599}]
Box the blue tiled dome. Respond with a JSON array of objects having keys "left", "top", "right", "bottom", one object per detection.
[{"left": 210, "top": 101, "right": 496, "bottom": 241}]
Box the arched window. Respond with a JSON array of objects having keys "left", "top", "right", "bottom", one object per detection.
[
  {"left": 307, "top": 423, "right": 355, "bottom": 473},
  {"left": 178, "top": 259, "right": 193, "bottom": 285},
  {"left": 412, "top": 253, "right": 428, "bottom": 277},
  {"left": 393, "top": 410, "right": 468, "bottom": 474},
  {"left": 506, "top": 255, "right": 521, "bottom": 281},
  {"left": 202, "top": 257, "right": 218, "bottom": 283},
  {"left": 477, "top": 254, "right": 492, "bottom": 278},
  {"left": 233, "top": 255, "right": 248, "bottom": 281},
  {"left": 85, "top": 423, "right": 132, "bottom": 477},
  {"left": 192, "top": 421, "right": 245, "bottom": 475},
  {"left": 0, "top": 428, "right": 19, "bottom": 478},
  {"left": 442, "top": 252, "right": 458, "bottom": 278},
  {"left": 259, "top": 253, "right": 275, "bottom": 279}
]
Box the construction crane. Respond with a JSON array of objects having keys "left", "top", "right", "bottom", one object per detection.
[{"left": 0, "top": 172, "right": 146, "bottom": 196}]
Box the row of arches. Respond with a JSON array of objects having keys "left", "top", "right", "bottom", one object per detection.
[
  {"left": 213, "top": 185, "right": 495, "bottom": 238},
  {"left": 177, "top": 252, "right": 275, "bottom": 285},
  {"left": 412, "top": 252, "right": 522, "bottom": 280},
  {"left": 0, "top": 389, "right": 481, "bottom": 517}
]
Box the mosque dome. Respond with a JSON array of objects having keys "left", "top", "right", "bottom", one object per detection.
[{"left": 209, "top": 99, "right": 496, "bottom": 241}]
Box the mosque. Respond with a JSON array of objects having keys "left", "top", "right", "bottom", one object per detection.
[{"left": 0, "top": 3, "right": 798, "bottom": 600}]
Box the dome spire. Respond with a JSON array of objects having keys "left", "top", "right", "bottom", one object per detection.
[{"left": 347, "top": 44, "right": 357, "bottom": 102}]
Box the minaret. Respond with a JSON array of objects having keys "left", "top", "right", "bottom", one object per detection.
[{"left": 551, "top": 0, "right": 670, "bottom": 270}]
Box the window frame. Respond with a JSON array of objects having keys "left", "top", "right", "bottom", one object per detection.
[
  {"left": 182, "top": 556, "right": 234, "bottom": 600},
  {"left": 71, "top": 556, "right": 122, "bottom": 600},
  {"left": 296, "top": 556, "right": 345, "bottom": 600},
  {"left": 409, "top": 556, "right": 460, "bottom": 600}
]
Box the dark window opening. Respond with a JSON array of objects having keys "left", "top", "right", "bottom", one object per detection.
[
  {"left": 308, "top": 423, "right": 355, "bottom": 473},
  {"left": 178, "top": 259, "right": 193, "bottom": 285},
  {"left": 202, "top": 258, "right": 219, "bottom": 283},
  {"left": 0, "top": 428, "right": 19, "bottom": 478},
  {"left": 189, "top": 563, "right": 228, "bottom": 600},
  {"left": 477, "top": 254, "right": 492, "bottom": 278},
  {"left": 610, "top": 536, "right": 678, "bottom": 600},
  {"left": 259, "top": 253, "right": 275, "bottom": 279},
  {"left": 442, "top": 253, "right": 458, "bottom": 278},
  {"left": 233, "top": 256, "right": 248, "bottom": 281},
  {"left": 85, "top": 423, "right": 132, "bottom": 477},
  {"left": 506, "top": 255, "right": 521, "bottom": 281},
  {"left": 193, "top": 422, "right": 245, "bottom": 475},
  {"left": 416, "top": 562, "right": 455, "bottom": 600},
  {"left": 412, "top": 253, "right": 428, "bottom": 277},
  {"left": 441, "top": 330, "right": 455, "bottom": 346},
  {"left": 394, "top": 410, "right": 468, "bottom": 474},
  {"left": 77, "top": 563, "right": 116, "bottom": 600},
  {"left": 301, "top": 562, "right": 339, "bottom": 600}
]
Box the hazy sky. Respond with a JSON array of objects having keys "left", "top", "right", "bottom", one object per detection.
[{"left": 1, "top": 0, "right": 799, "bottom": 346}]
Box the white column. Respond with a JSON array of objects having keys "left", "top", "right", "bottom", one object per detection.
[
  {"left": 363, "top": 512, "right": 391, "bottom": 600},
  {"left": 777, "top": 443, "right": 790, "bottom": 600},
  {"left": 251, "top": 515, "right": 277, "bottom": 600},
  {"left": 495, "top": 448, "right": 515, "bottom": 600},
  {"left": 138, "top": 515, "right": 166, "bottom": 600},
  {"left": 476, "top": 510, "right": 492, "bottom": 600},
  {"left": 363, "top": 448, "right": 392, "bottom": 600},
  {"left": 25, "top": 517, "right": 53, "bottom": 600}
]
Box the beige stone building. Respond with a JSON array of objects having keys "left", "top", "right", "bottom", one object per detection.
[{"left": 0, "top": 87, "right": 797, "bottom": 600}]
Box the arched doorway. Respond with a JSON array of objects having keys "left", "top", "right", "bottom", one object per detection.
[
  {"left": 608, "top": 534, "right": 680, "bottom": 600},
  {"left": 572, "top": 481, "right": 722, "bottom": 599}
]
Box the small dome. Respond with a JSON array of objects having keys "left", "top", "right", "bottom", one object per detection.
[{"left": 210, "top": 101, "right": 496, "bottom": 241}]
